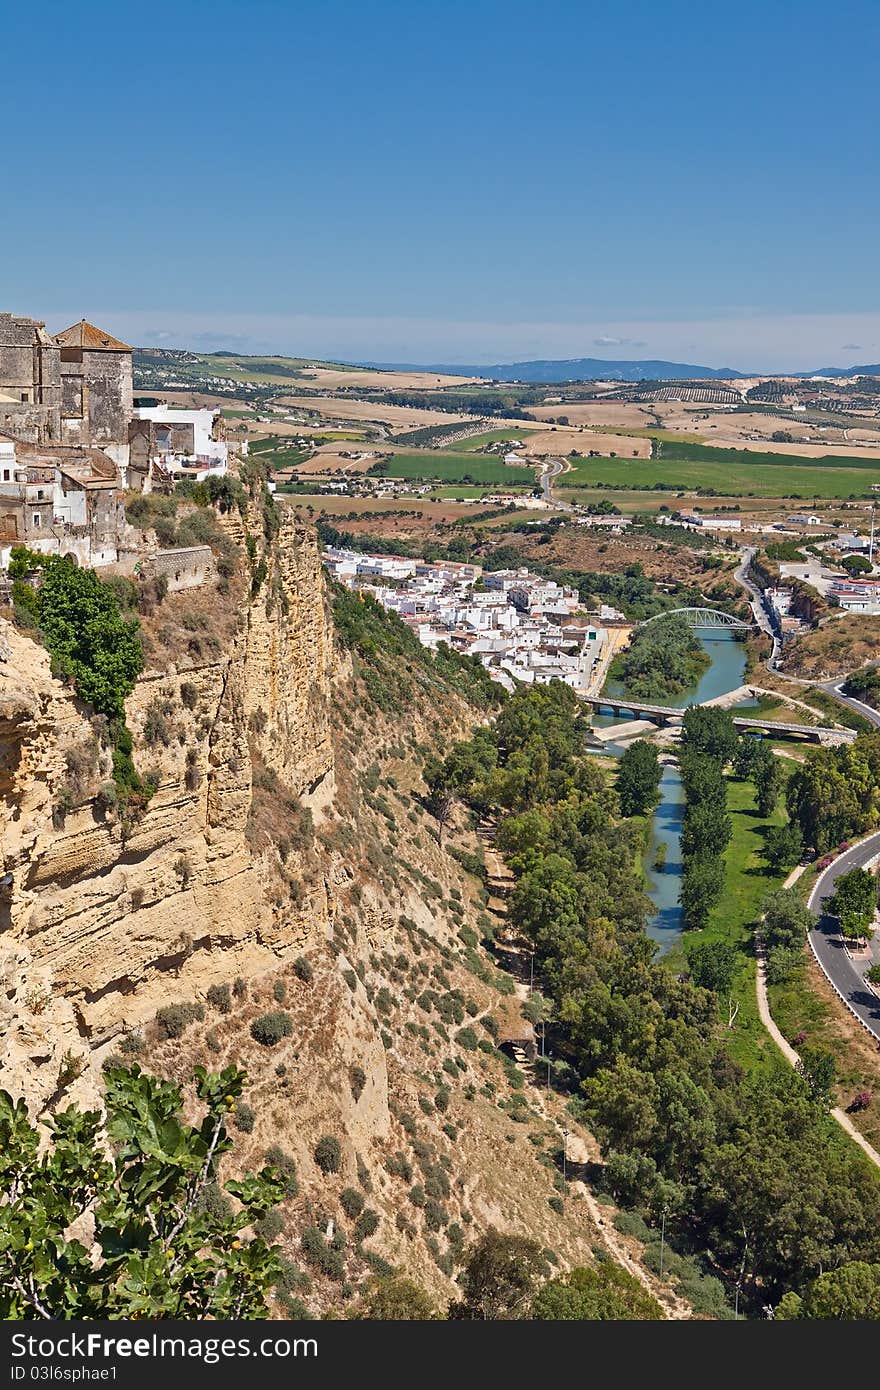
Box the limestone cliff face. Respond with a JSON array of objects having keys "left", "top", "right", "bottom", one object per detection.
[{"left": 0, "top": 512, "right": 334, "bottom": 1110}]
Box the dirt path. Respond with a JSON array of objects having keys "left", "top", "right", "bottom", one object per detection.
[
  {"left": 484, "top": 821, "right": 692, "bottom": 1318},
  {"left": 755, "top": 864, "right": 880, "bottom": 1171}
]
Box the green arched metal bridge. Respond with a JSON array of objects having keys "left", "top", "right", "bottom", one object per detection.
[{"left": 640, "top": 607, "right": 754, "bottom": 630}]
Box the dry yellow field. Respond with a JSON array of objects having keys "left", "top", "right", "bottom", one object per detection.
[
  {"left": 651, "top": 403, "right": 880, "bottom": 455},
  {"left": 293, "top": 366, "right": 486, "bottom": 390},
  {"left": 278, "top": 394, "right": 473, "bottom": 429},
  {"left": 515, "top": 426, "right": 652, "bottom": 457},
  {"left": 526, "top": 401, "right": 659, "bottom": 428}
]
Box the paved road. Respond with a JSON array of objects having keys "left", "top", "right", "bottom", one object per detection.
[
  {"left": 733, "top": 547, "right": 880, "bottom": 727},
  {"left": 807, "top": 836, "right": 880, "bottom": 1041},
  {"left": 734, "top": 547, "right": 780, "bottom": 656},
  {"left": 817, "top": 680, "right": 880, "bottom": 731},
  {"left": 541, "top": 457, "right": 571, "bottom": 508}
]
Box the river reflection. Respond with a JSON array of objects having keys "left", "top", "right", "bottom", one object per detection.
[{"left": 593, "top": 631, "right": 756, "bottom": 953}]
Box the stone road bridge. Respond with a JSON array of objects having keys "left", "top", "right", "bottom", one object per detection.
[{"left": 583, "top": 692, "right": 855, "bottom": 746}]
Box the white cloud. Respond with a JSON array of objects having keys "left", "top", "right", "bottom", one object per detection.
[{"left": 593, "top": 335, "right": 647, "bottom": 349}]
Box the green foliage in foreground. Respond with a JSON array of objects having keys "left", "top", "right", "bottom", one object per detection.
[
  {"left": 0, "top": 1065, "right": 285, "bottom": 1319},
  {"left": 10, "top": 550, "right": 143, "bottom": 721},
  {"left": 776, "top": 1261, "right": 880, "bottom": 1319}
]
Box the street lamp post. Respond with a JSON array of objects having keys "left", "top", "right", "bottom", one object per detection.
[
  {"left": 659, "top": 1205, "right": 668, "bottom": 1278},
  {"left": 562, "top": 1129, "right": 568, "bottom": 1184}
]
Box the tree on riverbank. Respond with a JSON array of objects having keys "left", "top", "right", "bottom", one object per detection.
[
  {"left": 420, "top": 683, "right": 880, "bottom": 1309},
  {"left": 616, "top": 740, "right": 662, "bottom": 817},
  {"left": 609, "top": 614, "right": 710, "bottom": 702},
  {"left": 678, "top": 751, "right": 730, "bottom": 929}
]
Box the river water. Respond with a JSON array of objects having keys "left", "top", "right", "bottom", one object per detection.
[{"left": 594, "top": 632, "right": 755, "bottom": 953}]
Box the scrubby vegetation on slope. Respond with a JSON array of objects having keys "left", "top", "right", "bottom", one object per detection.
[
  {"left": 425, "top": 681, "right": 880, "bottom": 1310},
  {"left": 331, "top": 581, "right": 504, "bottom": 712}
]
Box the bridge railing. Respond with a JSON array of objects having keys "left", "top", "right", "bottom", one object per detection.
[{"left": 640, "top": 607, "right": 753, "bottom": 630}]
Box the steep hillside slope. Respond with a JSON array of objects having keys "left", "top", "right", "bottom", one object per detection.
[{"left": 0, "top": 501, "right": 682, "bottom": 1316}]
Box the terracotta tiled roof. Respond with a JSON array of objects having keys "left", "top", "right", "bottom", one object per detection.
[{"left": 53, "top": 320, "right": 131, "bottom": 352}]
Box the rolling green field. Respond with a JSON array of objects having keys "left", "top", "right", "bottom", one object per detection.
[
  {"left": 197, "top": 353, "right": 358, "bottom": 384},
  {"left": 654, "top": 440, "right": 880, "bottom": 472},
  {"left": 559, "top": 450, "right": 880, "bottom": 498},
  {"left": 378, "top": 452, "right": 536, "bottom": 485}
]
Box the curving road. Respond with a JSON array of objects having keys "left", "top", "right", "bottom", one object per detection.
[
  {"left": 734, "top": 546, "right": 777, "bottom": 647},
  {"left": 816, "top": 680, "right": 880, "bottom": 731},
  {"left": 733, "top": 546, "right": 880, "bottom": 730},
  {"left": 540, "top": 457, "right": 572, "bottom": 508},
  {"left": 807, "top": 837, "right": 880, "bottom": 1041}
]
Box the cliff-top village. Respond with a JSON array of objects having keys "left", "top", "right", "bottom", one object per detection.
[{"left": 0, "top": 311, "right": 236, "bottom": 590}]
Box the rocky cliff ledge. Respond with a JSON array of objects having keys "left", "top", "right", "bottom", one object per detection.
[{"left": 0, "top": 512, "right": 334, "bottom": 1112}]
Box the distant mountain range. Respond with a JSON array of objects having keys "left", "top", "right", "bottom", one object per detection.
[
  {"left": 358, "top": 357, "right": 745, "bottom": 382},
  {"left": 799, "top": 364, "right": 880, "bottom": 379},
  {"left": 357, "top": 356, "right": 880, "bottom": 383}
]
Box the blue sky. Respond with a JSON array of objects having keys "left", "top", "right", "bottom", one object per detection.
[{"left": 3, "top": 0, "right": 879, "bottom": 369}]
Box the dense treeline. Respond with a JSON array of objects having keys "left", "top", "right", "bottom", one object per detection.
[
  {"left": 616, "top": 740, "right": 662, "bottom": 818},
  {"left": 365, "top": 387, "right": 544, "bottom": 417},
  {"left": 786, "top": 732, "right": 880, "bottom": 851},
  {"left": 566, "top": 564, "right": 707, "bottom": 622},
  {"left": 609, "top": 614, "right": 710, "bottom": 701},
  {"left": 677, "top": 710, "right": 790, "bottom": 928},
  {"left": 315, "top": 519, "right": 477, "bottom": 565},
  {"left": 425, "top": 683, "right": 880, "bottom": 1310}
]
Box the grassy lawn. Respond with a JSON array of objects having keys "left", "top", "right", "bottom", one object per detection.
[
  {"left": 769, "top": 956, "right": 880, "bottom": 1152},
  {"left": 664, "top": 774, "right": 791, "bottom": 1073},
  {"left": 557, "top": 455, "right": 880, "bottom": 499},
  {"left": 380, "top": 452, "right": 536, "bottom": 485}
]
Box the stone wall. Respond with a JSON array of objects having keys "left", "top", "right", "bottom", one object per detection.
[
  {"left": 59, "top": 349, "right": 132, "bottom": 451},
  {"left": 144, "top": 545, "right": 216, "bottom": 592},
  {"left": 0, "top": 314, "right": 61, "bottom": 444}
]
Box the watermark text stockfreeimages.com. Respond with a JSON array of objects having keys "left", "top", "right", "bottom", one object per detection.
[{"left": 10, "top": 1333, "right": 316, "bottom": 1369}]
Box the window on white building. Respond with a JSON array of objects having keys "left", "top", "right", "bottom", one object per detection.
[{"left": 32, "top": 513, "right": 41, "bottom": 527}]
